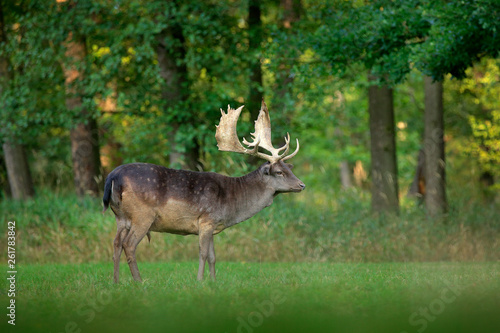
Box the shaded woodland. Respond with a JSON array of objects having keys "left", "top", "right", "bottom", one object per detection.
[{"left": 1, "top": 0, "right": 499, "bottom": 217}]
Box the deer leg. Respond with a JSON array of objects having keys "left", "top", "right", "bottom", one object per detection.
[
  {"left": 208, "top": 237, "right": 216, "bottom": 281},
  {"left": 197, "top": 228, "right": 214, "bottom": 281},
  {"left": 113, "top": 226, "right": 128, "bottom": 284},
  {"left": 122, "top": 224, "right": 150, "bottom": 282}
]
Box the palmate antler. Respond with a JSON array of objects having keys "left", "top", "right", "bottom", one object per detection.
[{"left": 215, "top": 100, "right": 299, "bottom": 163}]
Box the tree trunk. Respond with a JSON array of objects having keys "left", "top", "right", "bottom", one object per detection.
[
  {"left": 2, "top": 144, "right": 35, "bottom": 199},
  {"left": 157, "top": 25, "right": 199, "bottom": 170},
  {"left": 368, "top": 78, "right": 399, "bottom": 214},
  {"left": 0, "top": 2, "right": 34, "bottom": 200},
  {"left": 69, "top": 118, "right": 101, "bottom": 196},
  {"left": 63, "top": 33, "right": 101, "bottom": 197},
  {"left": 334, "top": 124, "right": 353, "bottom": 189},
  {"left": 339, "top": 160, "right": 353, "bottom": 188},
  {"left": 248, "top": 0, "right": 263, "bottom": 121},
  {"left": 424, "top": 76, "right": 447, "bottom": 216}
]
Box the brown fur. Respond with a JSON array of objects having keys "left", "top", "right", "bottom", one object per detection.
[{"left": 103, "top": 161, "right": 305, "bottom": 282}]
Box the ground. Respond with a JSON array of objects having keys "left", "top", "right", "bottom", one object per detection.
[{"left": 1, "top": 262, "right": 498, "bottom": 333}]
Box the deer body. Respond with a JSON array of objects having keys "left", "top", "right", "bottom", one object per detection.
[
  {"left": 104, "top": 163, "right": 286, "bottom": 235},
  {"left": 104, "top": 102, "right": 304, "bottom": 282}
]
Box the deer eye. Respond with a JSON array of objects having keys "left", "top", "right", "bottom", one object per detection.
[{"left": 275, "top": 171, "right": 284, "bottom": 176}]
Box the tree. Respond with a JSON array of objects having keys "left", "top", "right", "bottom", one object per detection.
[
  {"left": 310, "top": 0, "right": 500, "bottom": 214},
  {"left": 415, "top": 0, "right": 499, "bottom": 213},
  {"left": 156, "top": 12, "right": 198, "bottom": 169},
  {"left": 415, "top": 0, "right": 500, "bottom": 80},
  {"left": 136, "top": 1, "right": 243, "bottom": 170},
  {"left": 0, "top": 1, "right": 34, "bottom": 200},
  {"left": 310, "top": 1, "right": 423, "bottom": 213},
  {"left": 60, "top": 2, "right": 101, "bottom": 197},
  {"left": 424, "top": 76, "right": 447, "bottom": 216},
  {"left": 0, "top": 0, "right": 250, "bottom": 194},
  {"left": 368, "top": 78, "right": 399, "bottom": 213},
  {"left": 415, "top": 0, "right": 499, "bottom": 210},
  {"left": 2, "top": 143, "right": 35, "bottom": 199}
]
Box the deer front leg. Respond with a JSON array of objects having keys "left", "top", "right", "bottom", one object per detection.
[{"left": 197, "top": 225, "right": 215, "bottom": 281}]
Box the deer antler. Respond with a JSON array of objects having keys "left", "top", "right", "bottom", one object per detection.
[{"left": 215, "top": 100, "right": 300, "bottom": 163}]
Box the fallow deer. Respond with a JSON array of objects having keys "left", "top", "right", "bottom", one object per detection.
[{"left": 102, "top": 101, "right": 305, "bottom": 282}]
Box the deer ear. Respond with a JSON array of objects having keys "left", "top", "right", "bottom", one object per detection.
[
  {"left": 261, "top": 163, "right": 271, "bottom": 175},
  {"left": 285, "top": 163, "right": 294, "bottom": 170}
]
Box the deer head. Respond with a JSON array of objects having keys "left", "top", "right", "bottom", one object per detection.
[{"left": 215, "top": 100, "right": 305, "bottom": 193}]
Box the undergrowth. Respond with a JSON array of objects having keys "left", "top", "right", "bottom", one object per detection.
[{"left": 0, "top": 184, "right": 498, "bottom": 264}]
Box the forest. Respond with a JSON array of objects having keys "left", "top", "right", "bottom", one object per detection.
[
  {"left": 1, "top": 0, "right": 499, "bottom": 212},
  {"left": 0, "top": 1, "right": 499, "bottom": 332}
]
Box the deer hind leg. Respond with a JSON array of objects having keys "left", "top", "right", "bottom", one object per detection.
[
  {"left": 113, "top": 224, "right": 129, "bottom": 284},
  {"left": 122, "top": 221, "right": 152, "bottom": 282}
]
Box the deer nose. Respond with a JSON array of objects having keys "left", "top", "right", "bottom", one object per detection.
[{"left": 299, "top": 182, "right": 306, "bottom": 190}]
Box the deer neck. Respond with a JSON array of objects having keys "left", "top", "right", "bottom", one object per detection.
[{"left": 227, "top": 170, "right": 275, "bottom": 225}]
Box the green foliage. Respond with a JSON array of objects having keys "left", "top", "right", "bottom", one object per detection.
[
  {"left": 0, "top": 0, "right": 246, "bottom": 158},
  {"left": 468, "top": 111, "right": 500, "bottom": 175},
  {"left": 0, "top": 1, "right": 66, "bottom": 144},
  {"left": 310, "top": 0, "right": 429, "bottom": 84},
  {"left": 299, "top": 0, "right": 500, "bottom": 194},
  {"left": 416, "top": 0, "right": 500, "bottom": 79},
  {"left": 0, "top": 0, "right": 499, "bottom": 200},
  {"left": 97, "top": 0, "right": 254, "bottom": 166},
  {"left": 310, "top": 0, "right": 500, "bottom": 83},
  {"left": 447, "top": 57, "right": 500, "bottom": 185}
]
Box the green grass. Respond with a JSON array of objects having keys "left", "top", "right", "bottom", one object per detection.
[{"left": 1, "top": 262, "right": 499, "bottom": 333}]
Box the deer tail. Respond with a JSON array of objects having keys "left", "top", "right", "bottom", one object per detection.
[{"left": 102, "top": 177, "right": 113, "bottom": 214}]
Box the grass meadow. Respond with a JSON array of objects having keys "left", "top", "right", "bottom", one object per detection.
[{"left": 1, "top": 262, "right": 499, "bottom": 333}]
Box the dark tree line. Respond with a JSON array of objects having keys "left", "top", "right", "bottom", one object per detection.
[{"left": 0, "top": 0, "right": 498, "bottom": 219}]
